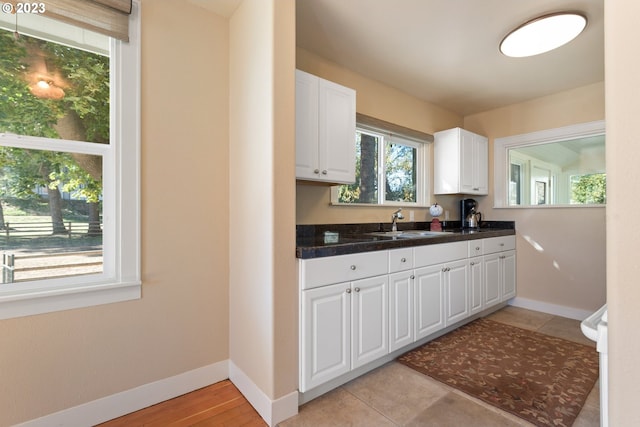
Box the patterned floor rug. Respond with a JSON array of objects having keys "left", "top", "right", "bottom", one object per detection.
[{"left": 397, "top": 318, "right": 599, "bottom": 427}]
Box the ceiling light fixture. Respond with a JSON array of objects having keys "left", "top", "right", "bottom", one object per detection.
[{"left": 500, "top": 12, "right": 587, "bottom": 58}]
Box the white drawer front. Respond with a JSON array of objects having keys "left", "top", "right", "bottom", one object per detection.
[
  {"left": 483, "top": 236, "right": 516, "bottom": 254},
  {"left": 414, "top": 241, "right": 467, "bottom": 268},
  {"left": 300, "top": 250, "right": 389, "bottom": 289},
  {"left": 389, "top": 248, "right": 414, "bottom": 273},
  {"left": 468, "top": 240, "right": 483, "bottom": 257}
]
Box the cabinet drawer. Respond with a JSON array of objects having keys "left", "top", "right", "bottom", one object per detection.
[
  {"left": 300, "top": 251, "right": 389, "bottom": 290},
  {"left": 483, "top": 236, "right": 515, "bottom": 254},
  {"left": 389, "top": 248, "right": 414, "bottom": 273},
  {"left": 414, "top": 241, "right": 467, "bottom": 268},
  {"left": 468, "top": 240, "right": 483, "bottom": 257}
]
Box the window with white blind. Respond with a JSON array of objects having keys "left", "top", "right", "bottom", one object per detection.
[
  {"left": 0, "top": 1, "right": 140, "bottom": 319},
  {"left": 331, "top": 120, "right": 430, "bottom": 207}
]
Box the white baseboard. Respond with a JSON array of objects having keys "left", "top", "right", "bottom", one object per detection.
[
  {"left": 509, "top": 297, "right": 594, "bottom": 320},
  {"left": 13, "top": 359, "right": 299, "bottom": 427},
  {"left": 14, "top": 361, "right": 229, "bottom": 427},
  {"left": 229, "top": 361, "right": 299, "bottom": 427}
]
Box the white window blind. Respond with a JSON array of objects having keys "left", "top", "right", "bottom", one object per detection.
[{"left": 7, "top": 0, "right": 132, "bottom": 41}]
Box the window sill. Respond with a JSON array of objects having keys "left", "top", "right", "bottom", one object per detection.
[
  {"left": 329, "top": 202, "right": 429, "bottom": 208},
  {"left": 493, "top": 204, "right": 606, "bottom": 209},
  {"left": 0, "top": 280, "right": 141, "bottom": 320}
]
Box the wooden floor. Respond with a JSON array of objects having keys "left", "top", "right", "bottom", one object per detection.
[{"left": 97, "top": 380, "right": 267, "bottom": 427}]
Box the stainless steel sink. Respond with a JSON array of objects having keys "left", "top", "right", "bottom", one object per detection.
[{"left": 368, "top": 230, "right": 452, "bottom": 238}]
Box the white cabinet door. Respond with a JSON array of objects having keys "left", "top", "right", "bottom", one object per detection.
[
  {"left": 295, "top": 70, "right": 320, "bottom": 180},
  {"left": 469, "top": 256, "right": 484, "bottom": 315},
  {"left": 388, "top": 270, "right": 414, "bottom": 352},
  {"left": 351, "top": 275, "right": 388, "bottom": 369},
  {"left": 434, "top": 127, "right": 488, "bottom": 195},
  {"left": 474, "top": 135, "right": 489, "bottom": 194},
  {"left": 444, "top": 259, "right": 469, "bottom": 326},
  {"left": 295, "top": 70, "right": 356, "bottom": 184},
  {"left": 484, "top": 253, "right": 501, "bottom": 308},
  {"left": 300, "top": 282, "right": 350, "bottom": 392},
  {"left": 414, "top": 265, "right": 444, "bottom": 340},
  {"left": 460, "top": 130, "right": 488, "bottom": 195},
  {"left": 501, "top": 250, "right": 517, "bottom": 301},
  {"left": 484, "top": 250, "right": 517, "bottom": 309},
  {"left": 460, "top": 129, "right": 476, "bottom": 194},
  {"left": 318, "top": 78, "right": 356, "bottom": 184}
]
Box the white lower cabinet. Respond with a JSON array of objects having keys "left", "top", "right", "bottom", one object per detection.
[
  {"left": 395, "top": 249, "right": 468, "bottom": 343},
  {"left": 414, "top": 264, "right": 445, "bottom": 340},
  {"left": 299, "top": 235, "right": 516, "bottom": 394},
  {"left": 300, "top": 273, "right": 388, "bottom": 392},
  {"left": 389, "top": 270, "right": 414, "bottom": 352},
  {"left": 484, "top": 254, "right": 502, "bottom": 308},
  {"left": 444, "top": 259, "right": 469, "bottom": 326},
  {"left": 469, "top": 256, "right": 484, "bottom": 315},
  {"left": 351, "top": 275, "right": 389, "bottom": 369},
  {"left": 300, "top": 282, "right": 350, "bottom": 392},
  {"left": 483, "top": 236, "right": 517, "bottom": 309},
  {"left": 501, "top": 250, "right": 517, "bottom": 301}
]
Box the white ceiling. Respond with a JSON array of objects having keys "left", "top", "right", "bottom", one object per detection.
[
  {"left": 192, "top": 0, "right": 604, "bottom": 117},
  {"left": 187, "top": 0, "right": 242, "bottom": 17},
  {"left": 296, "top": 0, "right": 604, "bottom": 116}
]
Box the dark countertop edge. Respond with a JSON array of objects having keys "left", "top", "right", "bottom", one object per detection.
[{"left": 296, "top": 221, "right": 515, "bottom": 259}]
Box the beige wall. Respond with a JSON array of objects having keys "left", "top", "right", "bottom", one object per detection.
[
  {"left": 0, "top": 2, "right": 231, "bottom": 425},
  {"left": 296, "top": 48, "right": 463, "bottom": 225},
  {"left": 606, "top": 2, "right": 640, "bottom": 424},
  {"left": 464, "top": 82, "right": 606, "bottom": 314},
  {"left": 229, "top": 0, "right": 297, "bottom": 399},
  {"left": 295, "top": 51, "right": 606, "bottom": 314}
]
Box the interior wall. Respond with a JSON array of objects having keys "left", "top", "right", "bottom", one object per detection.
[
  {"left": 272, "top": 0, "right": 298, "bottom": 399},
  {"left": 229, "top": 0, "right": 275, "bottom": 396},
  {"left": 295, "top": 47, "right": 605, "bottom": 315},
  {"left": 229, "top": 0, "right": 297, "bottom": 400},
  {"left": 464, "top": 82, "right": 606, "bottom": 314},
  {"left": 605, "top": 1, "right": 640, "bottom": 424},
  {"left": 0, "top": 1, "right": 231, "bottom": 425},
  {"left": 296, "top": 48, "right": 463, "bottom": 225}
]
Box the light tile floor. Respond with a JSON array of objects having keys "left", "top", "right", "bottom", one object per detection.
[{"left": 280, "top": 306, "right": 600, "bottom": 427}]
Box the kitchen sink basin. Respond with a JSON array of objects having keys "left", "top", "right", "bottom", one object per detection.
[{"left": 368, "top": 230, "right": 452, "bottom": 238}]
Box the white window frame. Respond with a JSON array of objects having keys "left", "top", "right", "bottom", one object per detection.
[
  {"left": 0, "top": 2, "right": 140, "bottom": 319},
  {"left": 494, "top": 120, "right": 605, "bottom": 208},
  {"left": 331, "top": 126, "right": 430, "bottom": 206}
]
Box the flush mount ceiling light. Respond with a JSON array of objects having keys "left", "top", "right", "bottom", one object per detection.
[{"left": 500, "top": 12, "right": 587, "bottom": 58}]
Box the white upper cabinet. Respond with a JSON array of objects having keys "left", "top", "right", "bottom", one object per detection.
[
  {"left": 296, "top": 70, "right": 356, "bottom": 184},
  {"left": 434, "top": 127, "right": 488, "bottom": 195}
]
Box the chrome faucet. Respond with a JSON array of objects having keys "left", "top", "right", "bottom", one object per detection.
[{"left": 391, "top": 208, "right": 404, "bottom": 232}]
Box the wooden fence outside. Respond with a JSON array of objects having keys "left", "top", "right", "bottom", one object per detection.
[
  {"left": 2, "top": 221, "right": 102, "bottom": 240},
  {"left": 1, "top": 221, "right": 103, "bottom": 283},
  {"left": 1, "top": 250, "right": 103, "bottom": 284}
]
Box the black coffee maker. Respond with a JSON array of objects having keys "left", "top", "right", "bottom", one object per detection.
[{"left": 460, "top": 198, "right": 480, "bottom": 228}]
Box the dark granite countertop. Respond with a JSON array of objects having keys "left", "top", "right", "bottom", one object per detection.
[{"left": 296, "top": 221, "right": 515, "bottom": 259}]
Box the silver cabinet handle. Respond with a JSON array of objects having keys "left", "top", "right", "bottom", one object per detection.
[
  {"left": 322, "top": 170, "right": 328, "bottom": 175},
  {"left": 500, "top": 243, "right": 505, "bottom": 246},
  {"left": 410, "top": 275, "right": 415, "bottom": 279},
  {"left": 401, "top": 257, "right": 407, "bottom": 263},
  {"left": 442, "top": 267, "right": 450, "bottom": 272},
  {"left": 314, "top": 169, "right": 320, "bottom": 174},
  {"left": 346, "top": 288, "right": 351, "bottom": 294},
  {"left": 475, "top": 246, "right": 480, "bottom": 251},
  {"left": 470, "top": 261, "right": 475, "bottom": 266},
  {"left": 354, "top": 287, "right": 360, "bottom": 292},
  {"left": 350, "top": 265, "right": 356, "bottom": 270}
]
